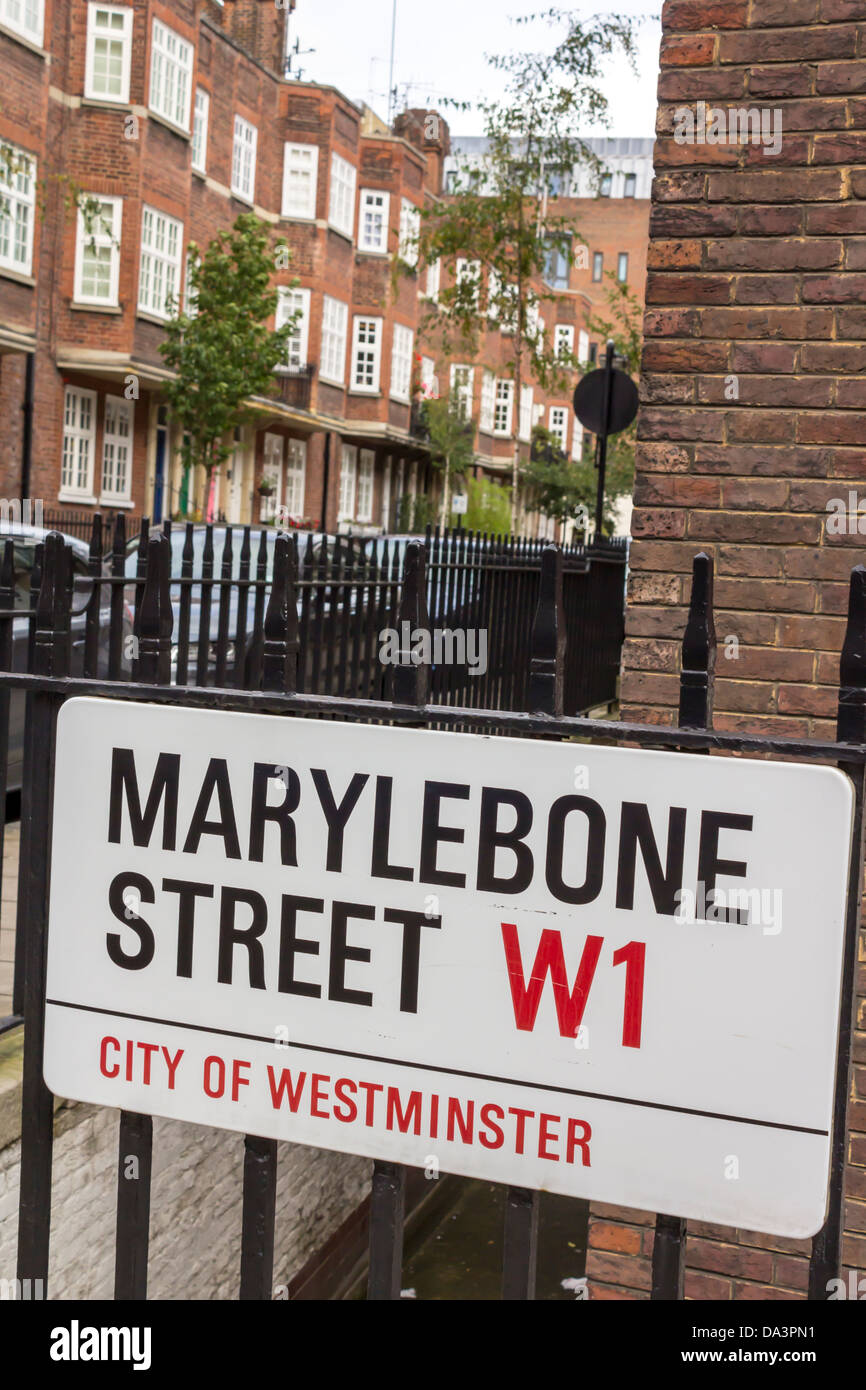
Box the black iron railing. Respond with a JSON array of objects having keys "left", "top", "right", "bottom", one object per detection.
[
  {"left": 0, "top": 522, "right": 861, "bottom": 1301},
  {"left": 2, "top": 532, "right": 865, "bottom": 1304},
  {"left": 277, "top": 362, "right": 316, "bottom": 411}
]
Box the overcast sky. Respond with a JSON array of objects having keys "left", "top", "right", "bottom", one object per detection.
[{"left": 288, "top": 2, "right": 663, "bottom": 139}]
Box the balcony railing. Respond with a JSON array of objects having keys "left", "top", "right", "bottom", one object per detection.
[
  {"left": 409, "top": 400, "right": 430, "bottom": 442},
  {"left": 277, "top": 362, "right": 317, "bottom": 411}
]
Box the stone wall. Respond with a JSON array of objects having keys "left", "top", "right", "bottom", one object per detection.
[{"left": 0, "top": 1097, "right": 370, "bottom": 1299}]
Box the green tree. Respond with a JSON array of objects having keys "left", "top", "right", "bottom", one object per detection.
[
  {"left": 425, "top": 388, "right": 477, "bottom": 526},
  {"left": 160, "top": 212, "right": 296, "bottom": 499},
  {"left": 523, "top": 271, "right": 644, "bottom": 536},
  {"left": 522, "top": 425, "right": 592, "bottom": 530},
  {"left": 410, "top": 9, "right": 638, "bottom": 531},
  {"left": 464, "top": 476, "right": 512, "bottom": 536}
]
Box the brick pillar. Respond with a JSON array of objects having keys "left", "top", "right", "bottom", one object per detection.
[{"left": 590, "top": 0, "right": 866, "bottom": 1299}]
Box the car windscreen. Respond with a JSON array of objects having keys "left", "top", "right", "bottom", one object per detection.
[{"left": 125, "top": 529, "right": 282, "bottom": 582}]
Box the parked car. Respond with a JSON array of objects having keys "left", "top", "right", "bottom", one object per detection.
[
  {"left": 124, "top": 526, "right": 342, "bottom": 686},
  {"left": 2, "top": 523, "right": 133, "bottom": 792}
]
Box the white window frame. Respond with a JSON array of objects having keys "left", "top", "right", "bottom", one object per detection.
[
  {"left": 0, "top": 142, "right": 36, "bottom": 276},
  {"left": 390, "top": 323, "right": 413, "bottom": 402},
  {"left": 493, "top": 380, "right": 513, "bottom": 437},
  {"left": 351, "top": 315, "right": 382, "bottom": 393},
  {"left": 259, "top": 433, "right": 284, "bottom": 523},
  {"left": 282, "top": 142, "right": 319, "bottom": 220},
  {"left": 455, "top": 257, "right": 480, "bottom": 309},
  {"left": 320, "top": 294, "right": 348, "bottom": 386},
  {"left": 519, "top": 386, "right": 533, "bottom": 443},
  {"left": 480, "top": 370, "right": 496, "bottom": 434},
  {"left": 338, "top": 443, "right": 358, "bottom": 522},
  {"left": 183, "top": 248, "right": 199, "bottom": 318},
  {"left": 571, "top": 419, "right": 584, "bottom": 462},
  {"left": 578, "top": 329, "right": 590, "bottom": 365},
  {"left": 0, "top": 0, "right": 44, "bottom": 46},
  {"left": 450, "top": 364, "right": 474, "bottom": 422},
  {"left": 359, "top": 188, "right": 390, "bottom": 255},
  {"left": 624, "top": 172, "right": 637, "bottom": 198},
  {"left": 276, "top": 286, "right": 311, "bottom": 372},
  {"left": 137, "top": 204, "right": 183, "bottom": 320},
  {"left": 487, "top": 267, "right": 502, "bottom": 321},
  {"left": 85, "top": 4, "right": 133, "bottom": 104},
  {"left": 549, "top": 406, "right": 569, "bottom": 452},
  {"left": 592, "top": 251, "right": 603, "bottom": 283},
  {"left": 357, "top": 449, "right": 375, "bottom": 524},
  {"left": 329, "top": 152, "right": 356, "bottom": 240},
  {"left": 617, "top": 251, "right": 629, "bottom": 282},
  {"left": 60, "top": 387, "right": 97, "bottom": 501},
  {"left": 73, "top": 194, "right": 122, "bottom": 306},
  {"left": 149, "top": 17, "right": 193, "bottom": 132},
  {"left": 398, "top": 198, "right": 420, "bottom": 267},
  {"left": 191, "top": 88, "right": 209, "bottom": 174},
  {"left": 420, "top": 356, "right": 437, "bottom": 398},
  {"left": 100, "top": 394, "right": 133, "bottom": 502},
  {"left": 231, "top": 114, "right": 258, "bottom": 204},
  {"left": 425, "top": 258, "right": 440, "bottom": 301},
  {"left": 554, "top": 324, "right": 575, "bottom": 360},
  {"left": 286, "top": 437, "right": 307, "bottom": 517}
]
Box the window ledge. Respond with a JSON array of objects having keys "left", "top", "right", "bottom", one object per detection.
[
  {"left": 356, "top": 249, "right": 389, "bottom": 259},
  {"left": 147, "top": 108, "right": 191, "bottom": 141},
  {"left": 58, "top": 492, "right": 98, "bottom": 506},
  {"left": 192, "top": 166, "right": 207, "bottom": 180},
  {"left": 81, "top": 96, "right": 132, "bottom": 113},
  {"left": 389, "top": 394, "right": 411, "bottom": 406},
  {"left": 136, "top": 309, "right": 171, "bottom": 327},
  {"left": 230, "top": 190, "right": 256, "bottom": 208},
  {"left": 0, "top": 266, "right": 36, "bottom": 287},
  {"left": 70, "top": 301, "right": 122, "bottom": 315},
  {"left": 347, "top": 389, "right": 382, "bottom": 398},
  {"left": 327, "top": 224, "right": 355, "bottom": 246},
  {"left": 98, "top": 496, "right": 134, "bottom": 509},
  {"left": 280, "top": 213, "right": 317, "bottom": 225},
  {"left": 318, "top": 375, "right": 345, "bottom": 390},
  {"left": 0, "top": 21, "right": 46, "bottom": 57}
]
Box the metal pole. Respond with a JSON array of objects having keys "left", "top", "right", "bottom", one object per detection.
[
  {"left": 21, "top": 352, "right": 34, "bottom": 510},
  {"left": 387, "top": 0, "right": 398, "bottom": 125},
  {"left": 320, "top": 432, "right": 331, "bottom": 533},
  {"left": 594, "top": 339, "right": 615, "bottom": 542}
]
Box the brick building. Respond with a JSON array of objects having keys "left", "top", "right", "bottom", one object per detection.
[
  {"left": 594, "top": 0, "right": 866, "bottom": 1300},
  {"left": 0, "top": 0, "right": 652, "bottom": 536}
]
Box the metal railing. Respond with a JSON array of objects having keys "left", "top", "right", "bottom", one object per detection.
[{"left": 3, "top": 534, "right": 864, "bottom": 1301}]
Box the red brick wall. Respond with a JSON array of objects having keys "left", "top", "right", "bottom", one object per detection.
[{"left": 593, "top": 0, "right": 866, "bottom": 1299}]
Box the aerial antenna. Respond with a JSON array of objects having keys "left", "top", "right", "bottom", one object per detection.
[{"left": 284, "top": 36, "right": 315, "bottom": 80}]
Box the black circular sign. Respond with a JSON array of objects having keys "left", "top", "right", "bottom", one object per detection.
[{"left": 573, "top": 367, "right": 639, "bottom": 437}]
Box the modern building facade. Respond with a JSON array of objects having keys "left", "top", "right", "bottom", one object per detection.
[{"left": 0, "top": 0, "right": 653, "bottom": 535}]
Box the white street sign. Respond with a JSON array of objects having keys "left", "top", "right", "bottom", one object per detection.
[
  {"left": 451, "top": 494, "right": 468, "bottom": 515},
  {"left": 44, "top": 698, "right": 854, "bottom": 1237}
]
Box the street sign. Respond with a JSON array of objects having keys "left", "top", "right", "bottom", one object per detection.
[
  {"left": 573, "top": 342, "right": 640, "bottom": 540},
  {"left": 451, "top": 493, "right": 468, "bottom": 516},
  {"left": 573, "top": 364, "right": 639, "bottom": 437},
  {"left": 44, "top": 698, "right": 854, "bottom": 1237}
]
